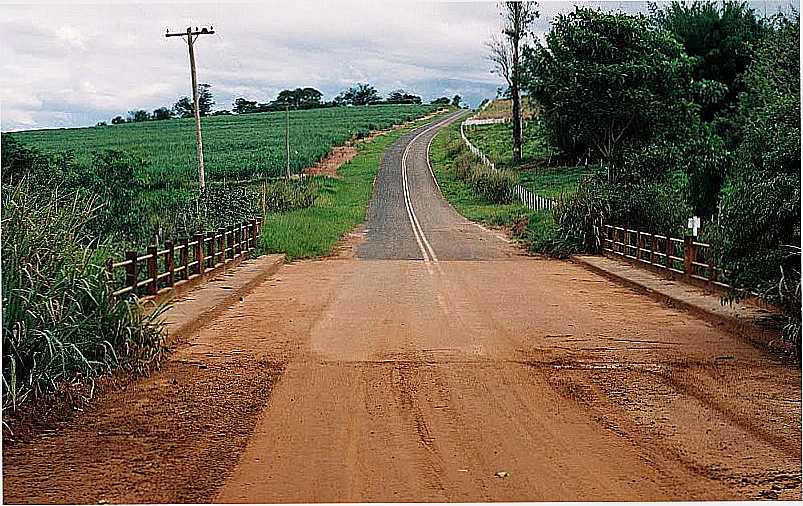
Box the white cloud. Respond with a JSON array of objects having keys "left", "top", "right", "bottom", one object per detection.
[{"left": 0, "top": 0, "right": 794, "bottom": 130}]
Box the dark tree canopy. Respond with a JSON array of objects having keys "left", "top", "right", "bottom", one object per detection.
[
  {"left": 430, "top": 97, "right": 451, "bottom": 105},
  {"left": 111, "top": 115, "right": 125, "bottom": 125},
  {"left": 274, "top": 87, "right": 324, "bottom": 109},
  {"left": 173, "top": 83, "right": 214, "bottom": 118},
  {"left": 451, "top": 95, "right": 462, "bottom": 107},
  {"left": 233, "top": 98, "right": 259, "bottom": 114},
  {"left": 127, "top": 109, "right": 151, "bottom": 122},
  {"left": 386, "top": 90, "right": 422, "bottom": 104},
  {"left": 650, "top": 1, "right": 767, "bottom": 123},
  {"left": 335, "top": 83, "right": 381, "bottom": 106},
  {"left": 152, "top": 107, "right": 174, "bottom": 120},
  {"left": 524, "top": 7, "right": 694, "bottom": 168}
]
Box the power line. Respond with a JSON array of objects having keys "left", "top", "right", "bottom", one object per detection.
[{"left": 166, "top": 26, "right": 215, "bottom": 192}]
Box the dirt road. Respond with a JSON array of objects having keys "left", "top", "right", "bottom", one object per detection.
[{"left": 3, "top": 114, "right": 801, "bottom": 502}]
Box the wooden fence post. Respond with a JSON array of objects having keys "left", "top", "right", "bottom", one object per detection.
[
  {"left": 180, "top": 238, "right": 189, "bottom": 280},
  {"left": 650, "top": 234, "right": 657, "bottom": 264},
  {"left": 165, "top": 241, "right": 175, "bottom": 287},
  {"left": 252, "top": 220, "right": 260, "bottom": 250},
  {"left": 683, "top": 235, "right": 695, "bottom": 278},
  {"left": 240, "top": 221, "right": 248, "bottom": 257},
  {"left": 217, "top": 228, "right": 226, "bottom": 265},
  {"left": 208, "top": 231, "right": 217, "bottom": 268},
  {"left": 147, "top": 245, "right": 158, "bottom": 295},
  {"left": 125, "top": 251, "right": 137, "bottom": 295},
  {"left": 226, "top": 225, "right": 235, "bottom": 260},
  {"left": 194, "top": 233, "right": 205, "bottom": 275}
]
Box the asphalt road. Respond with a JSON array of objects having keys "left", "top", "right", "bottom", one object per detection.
[{"left": 357, "top": 110, "right": 514, "bottom": 261}]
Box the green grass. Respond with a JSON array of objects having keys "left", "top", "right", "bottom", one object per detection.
[
  {"left": 9, "top": 104, "right": 438, "bottom": 185},
  {"left": 463, "top": 120, "right": 557, "bottom": 169},
  {"left": 430, "top": 122, "right": 525, "bottom": 226},
  {"left": 463, "top": 120, "right": 601, "bottom": 199},
  {"left": 259, "top": 112, "right": 451, "bottom": 260},
  {"left": 431, "top": 121, "right": 569, "bottom": 256},
  {"left": 518, "top": 165, "right": 603, "bottom": 199}
]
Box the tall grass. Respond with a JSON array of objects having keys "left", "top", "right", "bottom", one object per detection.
[
  {"left": 444, "top": 132, "right": 516, "bottom": 204},
  {"left": 1, "top": 182, "right": 165, "bottom": 409}
]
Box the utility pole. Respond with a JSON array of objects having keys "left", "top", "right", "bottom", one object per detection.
[
  {"left": 285, "top": 104, "right": 291, "bottom": 179},
  {"left": 166, "top": 26, "right": 215, "bottom": 191}
]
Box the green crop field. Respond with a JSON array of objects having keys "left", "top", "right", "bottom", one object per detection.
[{"left": 9, "top": 104, "right": 438, "bottom": 184}]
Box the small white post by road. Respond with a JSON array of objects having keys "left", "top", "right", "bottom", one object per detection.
[{"left": 687, "top": 216, "right": 701, "bottom": 237}]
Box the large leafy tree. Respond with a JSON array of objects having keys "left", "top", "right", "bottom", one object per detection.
[
  {"left": 173, "top": 83, "right": 215, "bottom": 118},
  {"left": 523, "top": 7, "right": 695, "bottom": 180},
  {"left": 650, "top": 0, "right": 768, "bottom": 148},
  {"left": 386, "top": 90, "right": 422, "bottom": 104},
  {"left": 714, "top": 15, "right": 800, "bottom": 345},
  {"left": 650, "top": 1, "right": 766, "bottom": 128}
]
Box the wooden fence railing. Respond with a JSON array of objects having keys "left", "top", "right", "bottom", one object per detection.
[
  {"left": 106, "top": 219, "right": 262, "bottom": 299},
  {"left": 599, "top": 224, "right": 731, "bottom": 291}
]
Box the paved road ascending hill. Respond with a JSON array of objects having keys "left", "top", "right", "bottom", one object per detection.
[
  {"left": 357, "top": 111, "right": 513, "bottom": 260},
  {"left": 3, "top": 113, "right": 800, "bottom": 503}
]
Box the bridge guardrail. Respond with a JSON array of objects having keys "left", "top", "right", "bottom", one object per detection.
[{"left": 106, "top": 218, "right": 262, "bottom": 301}]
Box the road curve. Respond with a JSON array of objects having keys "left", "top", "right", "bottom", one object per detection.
[{"left": 357, "top": 110, "right": 515, "bottom": 261}]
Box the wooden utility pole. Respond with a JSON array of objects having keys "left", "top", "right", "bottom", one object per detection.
[
  {"left": 285, "top": 104, "right": 291, "bottom": 179},
  {"left": 166, "top": 26, "right": 215, "bottom": 191}
]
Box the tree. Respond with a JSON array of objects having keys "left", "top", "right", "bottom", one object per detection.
[
  {"left": 233, "top": 98, "right": 259, "bottom": 114},
  {"left": 650, "top": 1, "right": 767, "bottom": 130},
  {"left": 111, "top": 115, "right": 125, "bottom": 125},
  {"left": 386, "top": 90, "right": 422, "bottom": 104},
  {"left": 431, "top": 97, "right": 451, "bottom": 105},
  {"left": 173, "top": 83, "right": 214, "bottom": 118},
  {"left": 451, "top": 95, "right": 462, "bottom": 107},
  {"left": 335, "top": 83, "right": 381, "bottom": 106},
  {"left": 198, "top": 83, "right": 215, "bottom": 116},
  {"left": 152, "top": 107, "right": 174, "bottom": 120},
  {"left": 96, "top": 121, "right": 107, "bottom": 127},
  {"left": 172, "top": 97, "right": 194, "bottom": 118},
  {"left": 523, "top": 7, "right": 695, "bottom": 179},
  {"left": 714, "top": 15, "right": 800, "bottom": 347},
  {"left": 127, "top": 109, "right": 151, "bottom": 122},
  {"left": 274, "top": 87, "right": 324, "bottom": 109},
  {"left": 487, "top": 1, "right": 539, "bottom": 164}
]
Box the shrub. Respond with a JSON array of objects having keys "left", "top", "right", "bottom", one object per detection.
[
  {"left": 468, "top": 166, "right": 516, "bottom": 204},
  {"left": 1, "top": 182, "right": 165, "bottom": 409},
  {"left": 260, "top": 178, "right": 317, "bottom": 214}
]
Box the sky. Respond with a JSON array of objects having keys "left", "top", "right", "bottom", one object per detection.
[{"left": 0, "top": 0, "right": 795, "bottom": 131}]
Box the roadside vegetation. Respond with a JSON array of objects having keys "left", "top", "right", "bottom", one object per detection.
[
  {"left": 1, "top": 181, "right": 165, "bottom": 411},
  {"left": 470, "top": 1, "right": 800, "bottom": 349}
]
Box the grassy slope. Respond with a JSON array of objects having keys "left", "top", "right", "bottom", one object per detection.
[
  {"left": 430, "top": 122, "right": 525, "bottom": 226},
  {"left": 464, "top": 121, "right": 599, "bottom": 198},
  {"left": 430, "top": 120, "right": 562, "bottom": 256},
  {"left": 10, "top": 104, "right": 437, "bottom": 184},
  {"left": 259, "top": 111, "right": 451, "bottom": 260}
]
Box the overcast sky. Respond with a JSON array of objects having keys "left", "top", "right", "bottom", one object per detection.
[{"left": 0, "top": 0, "right": 794, "bottom": 131}]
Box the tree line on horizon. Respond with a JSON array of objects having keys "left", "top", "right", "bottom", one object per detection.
[{"left": 98, "top": 83, "right": 462, "bottom": 126}]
